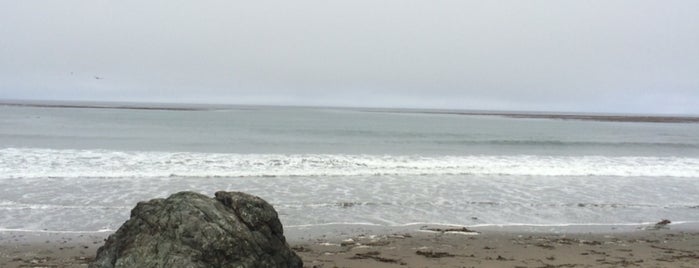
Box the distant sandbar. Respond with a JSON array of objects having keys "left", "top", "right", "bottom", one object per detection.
[
  {"left": 0, "top": 102, "right": 206, "bottom": 111},
  {"left": 369, "top": 109, "right": 699, "bottom": 123}
]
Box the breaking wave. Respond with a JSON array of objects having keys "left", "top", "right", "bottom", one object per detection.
[
  {"left": 0, "top": 148, "right": 699, "bottom": 179},
  {"left": 1, "top": 148, "right": 698, "bottom": 179}
]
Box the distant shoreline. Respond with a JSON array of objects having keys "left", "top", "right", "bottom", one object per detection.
[
  {"left": 415, "top": 111, "right": 699, "bottom": 123},
  {"left": 3, "top": 100, "right": 698, "bottom": 123},
  {"left": 360, "top": 108, "right": 699, "bottom": 123},
  {"left": 0, "top": 102, "right": 206, "bottom": 111}
]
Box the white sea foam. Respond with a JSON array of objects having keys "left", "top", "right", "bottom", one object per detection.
[
  {"left": 1, "top": 171, "right": 698, "bottom": 233},
  {"left": 0, "top": 201, "right": 130, "bottom": 210},
  {"left": 0, "top": 228, "right": 115, "bottom": 233},
  {"left": 1, "top": 148, "right": 698, "bottom": 179}
]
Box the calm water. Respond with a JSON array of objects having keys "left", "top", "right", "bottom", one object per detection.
[{"left": 1, "top": 104, "right": 698, "bottom": 232}]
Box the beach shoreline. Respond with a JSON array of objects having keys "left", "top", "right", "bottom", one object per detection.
[{"left": 2, "top": 223, "right": 698, "bottom": 267}]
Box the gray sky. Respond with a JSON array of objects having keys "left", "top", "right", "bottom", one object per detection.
[{"left": 1, "top": 1, "right": 698, "bottom": 114}]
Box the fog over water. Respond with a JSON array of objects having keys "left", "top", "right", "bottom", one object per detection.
[{"left": 1, "top": 1, "right": 698, "bottom": 114}]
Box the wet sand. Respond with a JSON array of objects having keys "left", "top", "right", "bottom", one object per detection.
[
  {"left": 1, "top": 225, "right": 698, "bottom": 267},
  {"left": 295, "top": 228, "right": 699, "bottom": 267},
  {"left": 0, "top": 232, "right": 103, "bottom": 268}
]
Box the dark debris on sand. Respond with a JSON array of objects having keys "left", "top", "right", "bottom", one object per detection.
[
  {"left": 350, "top": 251, "right": 405, "bottom": 265},
  {"left": 415, "top": 250, "right": 455, "bottom": 258}
]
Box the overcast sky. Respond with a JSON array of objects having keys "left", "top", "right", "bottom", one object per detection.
[{"left": 1, "top": 1, "right": 698, "bottom": 114}]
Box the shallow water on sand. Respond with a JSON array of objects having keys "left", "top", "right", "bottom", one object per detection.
[{"left": 1, "top": 172, "right": 697, "bottom": 232}]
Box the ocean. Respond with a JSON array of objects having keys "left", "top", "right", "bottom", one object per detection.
[{"left": 1, "top": 102, "right": 698, "bottom": 233}]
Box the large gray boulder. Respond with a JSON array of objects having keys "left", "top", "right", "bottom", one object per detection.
[{"left": 90, "top": 191, "right": 303, "bottom": 268}]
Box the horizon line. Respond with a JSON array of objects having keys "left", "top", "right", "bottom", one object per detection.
[{"left": 1, "top": 97, "right": 699, "bottom": 119}]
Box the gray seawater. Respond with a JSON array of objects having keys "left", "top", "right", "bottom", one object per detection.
[{"left": 1, "top": 104, "right": 698, "bottom": 232}]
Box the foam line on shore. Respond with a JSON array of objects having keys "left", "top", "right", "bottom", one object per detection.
[
  {"left": 6, "top": 221, "right": 699, "bottom": 234},
  {"left": 0, "top": 228, "right": 115, "bottom": 234}
]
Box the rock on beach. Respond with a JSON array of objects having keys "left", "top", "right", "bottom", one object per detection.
[{"left": 90, "top": 191, "right": 303, "bottom": 268}]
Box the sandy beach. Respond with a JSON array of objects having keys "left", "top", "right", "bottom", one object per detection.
[
  {"left": 294, "top": 228, "right": 699, "bottom": 267},
  {"left": 2, "top": 224, "right": 698, "bottom": 268}
]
